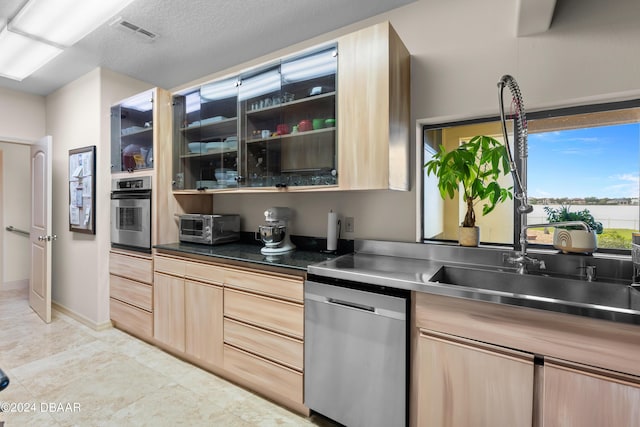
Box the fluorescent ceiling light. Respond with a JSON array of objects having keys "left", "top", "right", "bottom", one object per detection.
[
  {"left": 281, "top": 48, "right": 337, "bottom": 83},
  {"left": 0, "top": 28, "right": 63, "bottom": 81},
  {"left": 9, "top": 0, "right": 136, "bottom": 47},
  {"left": 201, "top": 78, "right": 238, "bottom": 101},
  {"left": 121, "top": 89, "right": 153, "bottom": 111},
  {"left": 238, "top": 69, "right": 281, "bottom": 101},
  {"left": 185, "top": 92, "right": 201, "bottom": 114}
]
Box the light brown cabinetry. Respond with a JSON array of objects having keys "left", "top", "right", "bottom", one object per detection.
[
  {"left": 152, "top": 252, "right": 306, "bottom": 414},
  {"left": 542, "top": 360, "right": 640, "bottom": 427},
  {"left": 109, "top": 250, "right": 153, "bottom": 340},
  {"left": 222, "top": 267, "right": 305, "bottom": 412},
  {"left": 185, "top": 280, "right": 223, "bottom": 365},
  {"left": 336, "top": 21, "right": 410, "bottom": 191},
  {"left": 416, "top": 331, "right": 534, "bottom": 427},
  {"left": 153, "top": 272, "right": 185, "bottom": 352},
  {"left": 153, "top": 254, "right": 224, "bottom": 367},
  {"left": 413, "top": 292, "right": 640, "bottom": 427},
  {"left": 171, "top": 21, "right": 409, "bottom": 193}
]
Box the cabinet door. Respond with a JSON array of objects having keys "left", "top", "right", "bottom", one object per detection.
[
  {"left": 337, "top": 22, "right": 410, "bottom": 190},
  {"left": 173, "top": 77, "right": 239, "bottom": 191},
  {"left": 241, "top": 46, "right": 338, "bottom": 189},
  {"left": 185, "top": 280, "right": 223, "bottom": 367},
  {"left": 417, "top": 331, "right": 534, "bottom": 427},
  {"left": 111, "top": 89, "right": 155, "bottom": 172},
  {"left": 543, "top": 360, "right": 640, "bottom": 426},
  {"left": 153, "top": 273, "right": 185, "bottom": 352}
]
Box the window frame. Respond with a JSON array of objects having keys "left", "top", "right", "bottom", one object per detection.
[{"left": 421, "top": 99, "right": 640, "bottom": 255}]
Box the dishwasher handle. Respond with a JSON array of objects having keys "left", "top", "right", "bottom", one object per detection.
[
  {"left": 306, "top": 290, "right": 406, "bottom": 321},
  {"left": 327, "top": 297, "right": 375, "bottom": 313}
]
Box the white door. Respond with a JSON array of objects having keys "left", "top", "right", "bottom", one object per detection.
[{"left": 29, "top": 136, "right": 53, "bottom": 323}]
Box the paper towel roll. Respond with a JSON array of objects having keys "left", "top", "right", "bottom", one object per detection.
[{"left": 327, "top": 210, "right": 338, "bottom": 251}]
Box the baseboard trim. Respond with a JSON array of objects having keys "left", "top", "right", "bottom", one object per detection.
[{"left": 52, "top": 301, "right": 113, "bottom": 331}]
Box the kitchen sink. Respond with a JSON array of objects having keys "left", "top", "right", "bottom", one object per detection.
[{"left": 429, "top": 265, "right": 640, "bottom": 311}]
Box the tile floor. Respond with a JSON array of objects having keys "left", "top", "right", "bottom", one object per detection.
[{"left": 0, "top": 281, "right": 337, "bottom": 426}]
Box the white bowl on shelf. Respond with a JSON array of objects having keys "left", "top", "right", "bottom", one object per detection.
[
  {"left": 205, "top": 142, "right": 224, "bottom": 151},
  {"left": 188, "top": 142, "right": 204, "bottom": 153}
]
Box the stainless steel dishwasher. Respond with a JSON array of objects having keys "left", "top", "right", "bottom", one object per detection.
[{"left": 304, "top": 275, "right": 409, "bottom": 427}]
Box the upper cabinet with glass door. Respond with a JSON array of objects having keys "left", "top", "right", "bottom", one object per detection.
[
  {"left": 172, "top": 78, "right": 239, "bottom": 190},
  {"left": 171, "top": 21, "right": 408, "bottom": 193},
  {"left": 241, "top": 46, "right": 337, "bottom": 188},
  {"left": 111, "top": 89, "right": 155, "bottom": 172}
]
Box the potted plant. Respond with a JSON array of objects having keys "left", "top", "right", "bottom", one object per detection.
[
  {"left": 424, "top": 135, "right": 513, "bottom": 246},
  {"left": 543, "top": 205, "right": 603, "bottom": 254}
]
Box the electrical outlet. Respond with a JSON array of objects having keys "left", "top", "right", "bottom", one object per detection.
[{"left": 345, "top": 217, "right": 354, "bottom": 233}]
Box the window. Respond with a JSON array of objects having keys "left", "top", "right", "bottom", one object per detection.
[{"left": 422, "top": 100, "right": 640, "bottom": 253}]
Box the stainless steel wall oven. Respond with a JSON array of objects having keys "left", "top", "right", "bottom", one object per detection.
[{"left": 110, "top": 176, "right": 151, "bottom": 253}]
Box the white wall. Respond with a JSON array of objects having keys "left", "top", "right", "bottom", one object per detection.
[
  {"left": 0, "top": 142, "right": 31, "bottom": 283},
  {"left": 45, "top": 68, "right": 151, "bottom": 326},
  {"left": 0, "top": 87, "right": 44, "bottom": 285},
  {"left": 180, "top": 0, "right": 640, "bottom": 242},
  {"left": 0, "top": 87, "right": 45, "bottom": 142}
]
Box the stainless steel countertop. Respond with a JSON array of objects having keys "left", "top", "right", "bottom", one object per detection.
[{"left": 308, "top": 251, "right": 640, "bottom": 326}]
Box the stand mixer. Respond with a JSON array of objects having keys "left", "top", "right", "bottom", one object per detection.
[{"left": 258, "top": 207, "right": 296, "bottom": 255}]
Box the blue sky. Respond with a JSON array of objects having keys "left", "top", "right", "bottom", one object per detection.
[{"left": 527, "top": 123, "right": 640, "bottom": 199}]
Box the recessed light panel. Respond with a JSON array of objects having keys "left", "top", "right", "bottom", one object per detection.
[{"left": 0, "top": 28, "right": 63, "bottom": 81}]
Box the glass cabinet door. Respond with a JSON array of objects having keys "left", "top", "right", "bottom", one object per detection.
[
  {"left": 173, "top": 78, "right": 239, "bottom": 190},
  {"left": 240, "top": 45, "right": 338, "bottom": 188},
  {"left": 239, "top": 66, "right": 283, "bottom": 187},
  {"left": 111, "top": 89, "right": 154, "bottom": 172}
]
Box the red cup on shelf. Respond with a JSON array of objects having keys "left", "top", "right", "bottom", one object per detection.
[
  {"left": 298, "top": 119, "right": 313, "bottom": 132},
  {"left": 276, "top": 124, "right": 290, "bottom": 135}
]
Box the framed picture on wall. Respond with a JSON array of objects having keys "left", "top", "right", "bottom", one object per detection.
[{"left": 68, "top": 145, "right": 96, "bottom": 234}]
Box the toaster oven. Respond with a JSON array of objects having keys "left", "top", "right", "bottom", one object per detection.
[{"left": 178, "top": 214, "right": 240, "bottom": 245}]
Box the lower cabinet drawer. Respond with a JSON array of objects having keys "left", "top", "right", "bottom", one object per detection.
[
  {"left": 110, "top": 252, "right": 153, "bottom": 284},
  {"left": 154, "top": 254, "right": 186, "bottom": 277},
  {"left": 223, "top": 344, "right": 303, "bottom": 404},
  {"left": 110, "top": 274, "right": 152, "bottom": 311},
  {"left": 224, "top": 318, "right": 303, "bottom": 371},
  {"left": 224, "top": 288, "right": 303, "bottom": 339},
  {"left": 110, "top": 298, "right": 152, "bottom": 339}
]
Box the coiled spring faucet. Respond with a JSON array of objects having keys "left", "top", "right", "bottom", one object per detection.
[{"left": 498, "top": 75, "right": 538, "bottom": 273}]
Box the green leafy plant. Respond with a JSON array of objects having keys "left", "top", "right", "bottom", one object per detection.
[
  {"left": 543, "top": 205, "right": 604, "bottom": 234},
  {"left": 424, "top": 135, "right": 513, "bottom": 228}
]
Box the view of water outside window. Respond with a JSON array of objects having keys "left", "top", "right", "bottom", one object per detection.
[{"left": 527, "top": 123, "right": 640, "bottom": 249}]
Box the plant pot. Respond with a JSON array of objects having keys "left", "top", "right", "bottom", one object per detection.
[
  {"left": 458, "top": 226, "right": 480, "bottom": 247},
  {"left": 553, "top": 229, "right": 597, "bottom": 254}
]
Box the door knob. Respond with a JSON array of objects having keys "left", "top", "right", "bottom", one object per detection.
[{"left": 38, "top": 235, "right": 45, "bottom": 241}]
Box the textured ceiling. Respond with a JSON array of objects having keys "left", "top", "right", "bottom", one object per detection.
[{"left": 0, "top": 0, "right": 416, "bottom": 96}]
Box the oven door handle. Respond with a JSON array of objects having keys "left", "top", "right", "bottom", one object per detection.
[{"left": 110, "top": 191, "right": 151, "bottom": 200}]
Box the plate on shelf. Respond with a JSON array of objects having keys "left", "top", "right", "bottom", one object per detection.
[
  {"left": 187, "top": 116, "right": 228, "bottom": 129},
  {"left": 201, "top": 116, "right": 227, "bottom": 125},
  {"left": 188, "top": 142, "right": 204, "bottom": 153},
  {"left": 121, "top": 126, "right": 145, "bottom": 135}
]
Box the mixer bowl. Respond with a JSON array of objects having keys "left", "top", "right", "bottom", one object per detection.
[{"left": 258, "top": 225, "right": 286, "bottom": 247}]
